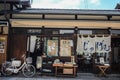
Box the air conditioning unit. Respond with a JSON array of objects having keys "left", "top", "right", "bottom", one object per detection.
[{"left": 0, "top": 21, "right": 8, "bottom": 26}]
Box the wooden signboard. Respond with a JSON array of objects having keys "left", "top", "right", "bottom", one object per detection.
[{"left": 0, "top": 35, "right": 7, "bottom": 65}]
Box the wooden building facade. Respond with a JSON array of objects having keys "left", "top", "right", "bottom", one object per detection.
[{"left": 0, "top": 1, "right": 120, "bottom": 74}]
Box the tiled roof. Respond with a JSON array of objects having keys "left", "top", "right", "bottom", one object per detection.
[
  {"left": 115, "top": 3, "right": 120, "bottom": 9},
  {"left": 12, "top": 9, "right": 120, "bottom": 16},
  {"left": 0, "top": 9, "right": 120, "bottom": 16},
  {"left": 0, "top": 0, "right": 29, "bottom": 3}
]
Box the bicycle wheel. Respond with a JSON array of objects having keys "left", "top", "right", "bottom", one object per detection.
[
  {"left": 2, "top": 63, "right": 12, "bottom": 76},
  {"left": 22, "top": 64, "right": 36, "bottom": 77}
]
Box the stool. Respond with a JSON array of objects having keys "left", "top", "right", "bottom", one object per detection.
[{"left": 97, "top": 65, "right": 110, "bottom": 77}]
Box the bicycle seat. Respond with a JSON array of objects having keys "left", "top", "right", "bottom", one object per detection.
[{"left": 11, "top": 58, "right": 16, "bottom": 61}]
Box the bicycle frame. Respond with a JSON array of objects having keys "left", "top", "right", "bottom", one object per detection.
[
  {"left": 2, "top": 56, "right": 36, "bottom": 77},
  {"left": 7, "top": 60, "right": 27, "bottom": 73}
]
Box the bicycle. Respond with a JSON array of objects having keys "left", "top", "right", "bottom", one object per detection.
[{"left": 1, "top": 55, "right": 36, "bottom": 77}]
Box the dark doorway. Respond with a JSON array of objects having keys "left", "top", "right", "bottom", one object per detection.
[
  {"left": 77, "top": 54, "right": 93, "bottom": 73},
  {"left": 27, "top": 35, "right": 44, "bottom": 68},
  {"left": 111, "top": 37, "right": 120, "bottom": 74},
  {"left": 9, "top": 34, "right": 27, "bottom": 61}
]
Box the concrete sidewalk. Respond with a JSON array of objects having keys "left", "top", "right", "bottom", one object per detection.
[{"left": 0, "top": 73, "right": 120, "bottom": 80}]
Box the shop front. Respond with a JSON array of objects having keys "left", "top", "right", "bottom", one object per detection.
[
  {"left": 0, "top": 21, "right": 8, "bottom": 71},
  {"left": 9, "top": 26, "right": 77, "bottom": 76},
  {"left": 9, "top": 9, "right": 120, "bottom": 75},
  {"left": 0, "top": 8, "right": 120, "bottom": 76}
]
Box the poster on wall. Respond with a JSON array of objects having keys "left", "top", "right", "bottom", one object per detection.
[
  {"left": 0, "top": 41, "right": 5, "bottom": 53},
  {"left": 0, "top": 35, "right": 7, "bottom": 65},
  {"left": 0, "top": 37, "right": 6, "bottom": 53},
  {"left": 60, "top": 40, "right": 73, "bottom": 56},
  {"left": 47, "top": 40, "right": 58, "bottom": 56}
]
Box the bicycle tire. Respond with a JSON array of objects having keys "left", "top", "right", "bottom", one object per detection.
[
  {"left": 1, "top": 63, "right": 12, "bottom": 76},
  {"left": 22, "top": 64, "right": 36, "bottom": 77}
]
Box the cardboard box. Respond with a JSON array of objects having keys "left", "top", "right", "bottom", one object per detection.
[{"left": 63, "top": 68, "right": 73, "bottom": 74}]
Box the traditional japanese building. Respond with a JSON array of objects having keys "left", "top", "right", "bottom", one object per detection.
[
  {"left": 115, "top": 3, "right": 120, "bottom": 9},
  {"left": 0, "top": 0, "right": 120, "bottom": 75}
]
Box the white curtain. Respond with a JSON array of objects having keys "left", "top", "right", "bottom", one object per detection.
[
  {"left": 76, "top": 35, "right": 111, "bottom": 54},
  {"left": 82, "top": 36, "right": 95, "bottom": 54},
  {"left": 95, "top": 36, "right": 111, "bottom": 53},
  {"left": 76, "top": 35, "right": 83, "bottom": 55},
  {"left": 30, "top": 36, "right": 37, "bottom": 53}
]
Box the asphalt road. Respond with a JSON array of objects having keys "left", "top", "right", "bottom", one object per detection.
[{"left": 0, "top": 73, "right": 120, "bottom": 80}]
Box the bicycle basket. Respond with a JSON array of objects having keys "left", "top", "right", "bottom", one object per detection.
[
  {"left": 26, "top": 57, "right": 32, "bottom": 64},
  {"left": 12, "top": 60, "right": 21, "bottom": 67}
]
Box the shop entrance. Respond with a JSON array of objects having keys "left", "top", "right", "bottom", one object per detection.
[
  {"left": 27, "top": 35, "right": 44, "bottom": 68},
  {"left": 76, "top": 35, "right": 111, "bottom": 73},
  {"left": 111, "top": 37, "right": 120, "bottom": 73},
  {"left": 77, "top": 54, "right": 93, "bottom": 73}
]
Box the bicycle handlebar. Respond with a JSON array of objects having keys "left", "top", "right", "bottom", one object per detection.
[{"left": 11, "top": 58, "right": 16, "bottom": 61}]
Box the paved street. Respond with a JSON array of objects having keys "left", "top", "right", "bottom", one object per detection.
[{"left": 0, "top": 73, "right": 120, "bottom": 80}]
